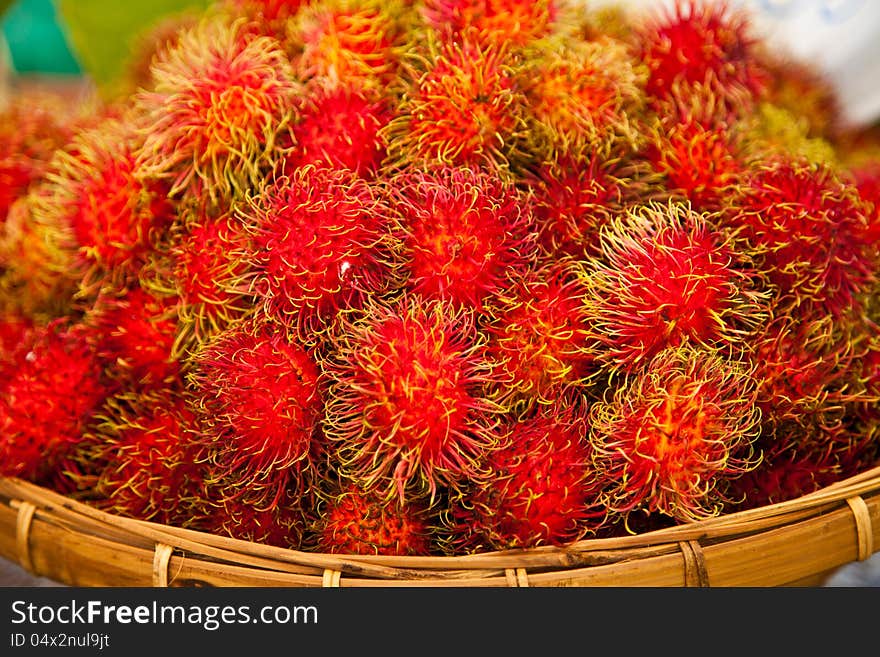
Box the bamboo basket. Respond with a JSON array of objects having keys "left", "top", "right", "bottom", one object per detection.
[{"left": 1, "top": 463, "right": 878, "bottom": 587}]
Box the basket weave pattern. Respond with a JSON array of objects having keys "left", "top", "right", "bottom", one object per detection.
[{"left": 2, "top": 465, "right": 878, "bottom": 587}]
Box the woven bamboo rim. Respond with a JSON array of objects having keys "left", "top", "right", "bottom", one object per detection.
[{"left": 1, "top": 466, "right": 879, "bottom": 587}]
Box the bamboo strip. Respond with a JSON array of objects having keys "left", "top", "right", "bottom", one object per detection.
[{"left": 1, "top": 466, "right": 878, "bottom": 587}]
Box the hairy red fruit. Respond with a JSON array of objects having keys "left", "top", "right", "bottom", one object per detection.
[
  {"left": 637, "top": 0, "right": 768, "bottom": 116},
  {"left": 284, "top": 77, "right": 393, "bottom": 178},
  {"left": 0, "top": 320, "right": 112, "bottom": 482},
  {"left": 643, "top": 113, "right": 743, "bottom": 211},
  {"left": 524, "top": 35, "right": 646, "bottom": 160},
  {"left": 31, "top": 116, "right": 175, "bottom": 292},
  {"left": 195, "top": 479, "right": 315, "bottom": 548},
  {"left": 238, "top": 164, "right": 400, "bottom": 338},
  {"left": 729, "top": 420, "right": 879, "bottom": 509},
  {"left": 0, "top": 90, "right": 80, "bottom": 224},
  {"left": 290, "top": 0, "right": 408, "bottom": 88},
  {"left": 146, "top": 208, "right": 256, "bottom": 357},
  {"left": 751, "top": 314, "right": 857, "bottom": 428},
  {"left": 590, "top": 346, "right": 762, "bottom": 524},
  {"left": 323, "top": 295, "right": 503, "bottom": 504},
  {"left": 725, "top": 157, "right": 877, "bottom": 320},
  {"left": 87, "top": 388, "right": 204, "bottom": 526},
  {"left": 312, "top": 481, "right": 435, "bottom": 555},
  {"left": 482, "top": 261, "right": 596, "bottom": 409},
  {"left": 135, "top": 14, "right": 301, "bottom": 202},
  {"left": 445, "top": 397, "right": 605, "bottom": 552},
  {"left": 187, "top": 316, "right": 325, "bottom": 503},
  {"left": 0, "top": 194, "right": 79, "bottom": 322},
  {"left": 581, "top": 200, "right": 768, "bottom": 375},
  {"left": 83, "top": 286, "right": 182, "bottom": 391},
  {"left": 387, "top": 164, "right": 536, "bottom": 311},
  {"left": 420, "top": 0, "right": 561, "bottom": 47},
  {"left": 523, "top": 152, "right": 638, "bottom": 261},
  {"left": 383, "top": 30, "right": 532, "bottom": 175}
]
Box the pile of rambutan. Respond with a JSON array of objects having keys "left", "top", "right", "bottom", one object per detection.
[{"left": 2, "top": 0, "right": 879, "bottom": 557}]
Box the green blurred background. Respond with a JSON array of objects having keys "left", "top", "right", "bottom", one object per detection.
[{"left": 0, "top": 0, "right": 211, "bottom": 95}]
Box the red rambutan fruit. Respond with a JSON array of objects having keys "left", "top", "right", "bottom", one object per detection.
[
  {"left": 86, "top": 388, "right": 205, "bottom": 526},
  {"left": 523, "top": 151, "right": 643, "bottom": 261},
  {"left": 581, "top": 200, "right": 768, "bottom": 375},
  {"left": 482, "top": 260, "right": 597, "bottom": 409},
  {"left": 444, "top": 396, "right": 606, "bottom": 552},
  {"left": 642, "top": 111, "right": 744, "bottom": 212},
  {"left": 850, "top": 160, "right": 880, "bottom": 247},
  {"left": 311, "top": 480, "right": 436, "bottom": 555},
  {"left": 636, "top": 0, "right": 769, "bottom": 117},
  {"left": 134, "top": 14, "right": 301, "bottom": 202},
  {"left": 729, "top": 418, "right": 878, "bottom": 509},
  {"left": 289, "top": 0, "right": 410, "bottom": 88},
  {"left": 144, "top": 207, "right": 257, "bottom": 357},
  {"left": 283, "top": 77, "right": 394, "bottom": 178},
  {"left": 322, "top": 294, "right": 504, "bottom": 504},
  {"left": 386, "top": 164, "right": 536, "bottom": 311},
  {"left": 382, "top": 29, "right": 532, "bottom": 176},
  {"left": 0, "top": 90, "right": 82, "bottom": 224},
  {"left": 0, "top": 312, "right": 36, "bottom": 374},
  {"left": 420, "top": 0, "right": 562, "bottom": 48},
  {"left": 0, "top": 194, "right": 79, "bottom": 322},
  {"left": 29, "top": 115, "right": 176, "bottom": 294},
  {"left": 724, "top": 157, "right": 877, "bottom": 320},
  {"left": 186, "top": 315, "right": 325, "bottom": 503},
  {"left": 523, "top": 34, "right": 647, "bottom": 161},
  {"left": 0, "top": 320, "right": 113, "bottom": 483},
  {"left": 82, "top": 285, "right": 182, "bottom": 392},
  {"left": 223, "top": 0, "right": 309, "bottom": 48},
  {"left": 590, "top": 345, "right": 762, "bottom": 524},
  {"left": 194, "top": 476, "right": 316, "bottom": 548},
  {"left": 237, "top": 164, "right": 401, "bottom": 338},
  {"left": 750, "top": 314, "right": 858, "bottom": 429}
]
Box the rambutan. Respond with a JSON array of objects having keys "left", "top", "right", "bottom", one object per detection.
[
  {"left": 523, "top": 152, "right": 644, "bottom": 261},
  {"left": 289, "top": 0, "right": 410, "bottom": 88},
  {"left": 589, "top": 345, "right": 762, "bottom": 524},
  {"left": 145, "top": 207, "right": 257, "bottom": 357},
  {"left": 750, "top": 314, "right": 857, "bottom": 429},
  {"left": 724, "top": 157, "right": 877, "bottom": 320},
  {"left": 82, "top": 285, "right": 182, "bottom": 392},
  {"left": 386, "top": 164, "right": 536, "bottom": 311},
  {"left": 0, "top": 320, "right": 113, "bottom": 483},
  {"left": 482, "top": 260, "right": 596, "bottom": 409},
  {"left": 850, "top": 159, "right": 880, "bottom": 247},
  {"left": 0, "top": 90, "right": 81, "bottom": 224},
  {"left": 0, "top": 194, "right": 79, "bottom": 322},
  {"left": 283, "top": 77, "right": 394, "bottom": 178},
  {"left": 322, "top": 294, "right": 503, "bottom": 504},
  {"left": 29, "top": 115, "right": 176, "bottom": 295},
  {"left": 581, "top": 200, "right": 768, "bottom": 376},
  {"left": 523, "top": 34, "right": 647, "bottom": 161},
  {"left": 420, "top": 0, "right": 562, "bottom": 48},
  {"left": 222, "top": 0, "right": 309, "bottom": 49},
  {"left": 186, "top": 315, "right": 325, "bottom": 504},
  {"left": 642, "top": 111, "right": 744, "bottom": 212},
  {"left": 85, "top": 388, "right": 205, "bottom": 527},
  {"left": 382, "top": 28, "right": 532, "bottom": 176},
  {"left": 444, "top": 396, "right": 605, "bottom": 552},
  {"left": 729, "top": 419, "right": 879, "bottom": 509},
  {"left": 311, "top": 479, "right": 436, "bottom": 555},
  {"left": 636, "top": 0, "right": 769, "bottom": 117},
  {"left": 237, "top": 164, "right": 401, "bottom": 338},
  {"left": 0, "top": 312, "right": 35, "bottom": 374},
  {"left": 194, "top": 475, "right": 316, "bottom": 548},
  {"left": 134, "top": 14, "right": 301, "bottom": 203}
]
